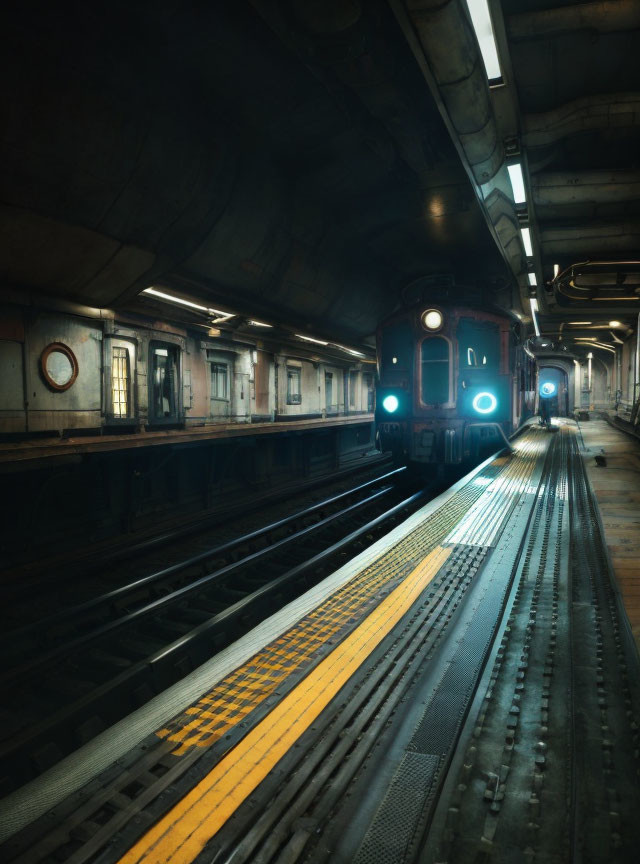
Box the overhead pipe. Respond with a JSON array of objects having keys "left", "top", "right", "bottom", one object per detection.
[
  {"left": 507, "top": 1, "right": 640, "bottom": 40},
  {"left": 532, "top": 171, "right": 640, "bottom": 206},
  {"left": 523, "top": 93, "right": 640, "bottom": 148}
]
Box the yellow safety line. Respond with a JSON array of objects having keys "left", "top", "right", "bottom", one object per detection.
[{"left": 118, "top": 544, "right": 452, "bottom": 864}]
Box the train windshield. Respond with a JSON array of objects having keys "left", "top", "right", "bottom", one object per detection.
[
  {"left": 457, "top": 318, "right": 500, "bottom": 369},
  {"left": 421, "top": 337, "right": 450, "bottom": 404}
]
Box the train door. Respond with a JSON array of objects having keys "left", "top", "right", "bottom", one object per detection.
[{"left": 538, "top": 366, "right": 568, "bottom": 417}]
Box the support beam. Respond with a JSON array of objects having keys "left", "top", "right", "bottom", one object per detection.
[
  {"left": 532, "top": 171, "right": 640, "bottom": 205},
  {"left": 540, "top": 220, "right": 640, "bottom": 255},
  {"left": 523, "top": 93, "right": 640, "bottom": 148},
  {"left": 508, "top": 1, "right": 640, "bottom": 40}
]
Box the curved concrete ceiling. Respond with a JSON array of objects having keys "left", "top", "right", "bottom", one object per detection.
[
  {"left": 0, "top": 1, "right": 511, "bottom": 342},
  {"left": 1, "top": 1, "right": 638, "bottom": 347}
]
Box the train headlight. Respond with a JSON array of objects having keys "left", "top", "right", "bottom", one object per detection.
[
  {"left": 421, "top": 309, "right": 443, "bottom": 331},
  {"left": 382, "top": 394, "right": 399, "bottom": 413},
  {"left": 540, "top": 382, "right": 556, "bottom": 397},
  {"left": 472, "top": 391, "right": 497, "bottom": 414}
]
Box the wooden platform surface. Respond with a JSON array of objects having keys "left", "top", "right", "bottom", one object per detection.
[{"left": 578, "top": 417, "right": 640, "bottom": 655}]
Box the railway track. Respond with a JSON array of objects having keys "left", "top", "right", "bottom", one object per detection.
[{"left": 0, "top": 467, "right": 430, "bottom": 796}]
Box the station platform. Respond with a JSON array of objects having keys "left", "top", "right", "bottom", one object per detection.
[{"left": 2, "top": 420, "right": 639, "bottom": 864}]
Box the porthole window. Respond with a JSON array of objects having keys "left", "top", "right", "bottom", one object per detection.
[{"left": 40, "top": 342, "right": 78, "bottom": 391}]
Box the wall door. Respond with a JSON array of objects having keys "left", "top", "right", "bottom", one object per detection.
[{"left": 255, "top": 350, "right": 270, "bottom": 415}]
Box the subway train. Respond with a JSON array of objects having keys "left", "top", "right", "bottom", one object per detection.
[{"left": 376, "top": 303, "right": 537, "bottom": 467}]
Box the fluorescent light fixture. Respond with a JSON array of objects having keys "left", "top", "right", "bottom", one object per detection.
[
  {"left": 568, "top": 321, "right": 592, "bottom": 325},
  {"left": 553, "top": 264, "right": 560, "bottom": 278},
  {"left": 529, "top": 297, "right": 540, "bottom": 336},
  {"left": 335, "top": 344, "right": 366, "bottom": 357},
  {"left": 465, "top": 0, "right": 502, "bottom": 81},
  {"left": 520, "top": 227, "right": 533, "bottom": 257},
  {"left": 143, "top": 287, "right": 234, "bottom": 320},
  {"left": 507, "top": 163, "right": 526, "bottom": 205},
  {"left": 248, "top": 319, "right": 272, "bottom": 328},
  {"left": 528, "top": 273, "right": 537, "bottom": 287},
  {"left": 296, "top": 334, "right": 329, "bottom": 346}
]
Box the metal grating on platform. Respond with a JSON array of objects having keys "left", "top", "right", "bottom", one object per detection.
[{"left": 353, "top": 753, "right": 440, "bottom": 864}]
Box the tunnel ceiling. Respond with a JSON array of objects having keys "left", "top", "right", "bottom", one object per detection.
[
  {"left": 1, "top": 1, "right": 638, "bottom": 346},
  {"left": 0, "top": 0, "right": 512, "bottom": 344}
]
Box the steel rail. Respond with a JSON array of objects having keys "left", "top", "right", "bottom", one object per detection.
[
  {"left": 0, "top": 482, "right": 406, "bottom": 686},
  {"left": 0, "top": 488, "right": 428, "bottom": 771},
  {"left": 2, "top": 467, "right": 406, "bottom": 642},
  {"left": 1, "top": 455, "right": 394, "bottom": 594}
]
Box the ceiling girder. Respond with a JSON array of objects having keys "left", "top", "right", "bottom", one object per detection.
[
  {"left": 507, "top": 1, "right": 640, "bottom": 40},
  {"left": 523, "top": 93, "right": 640, "bottom": 148}
]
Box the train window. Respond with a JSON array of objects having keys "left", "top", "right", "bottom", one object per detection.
[
  {"left": 150, "top": 342, "right": 180, "bottom": 420},
  {"left": 112, "top": 347, "right": 129, "bottom": 418},
  {"left": 381, "top": 320, "right": 413, "bottom": 371},
  {"left": 421, "top": 337, "right": 450, "bottom": 404},
  {"left": 210, "top": 362, "right": 229, "bottom": 401},
  {"left": 458, "top": 319, "right": 500, "bottom": 369},
  {"left": 287, "top": 367, "right": 301, "bottom": 404}
]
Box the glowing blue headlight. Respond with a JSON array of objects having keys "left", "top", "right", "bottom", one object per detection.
[
  {"left": 382, "top": 394, "right": 399, "bottom": 413},
  {"left": 472, "top": 391, "right": 497, "bottom": 414},
  {"left": 540, "top": 382, "right": 556, "bottom": 397}
]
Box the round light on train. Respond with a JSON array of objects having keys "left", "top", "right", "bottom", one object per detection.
[
  {"left": 472, "top": 391, "right": 497, "bottom": 414},
  {"left": 382, "top": 394, "right": 399, "bottom": 413},
  {"left": 421, "top": 309, "right": 443, "bottom": 331},
  {"left": 540, "top": 381, "right": 556, "bottom": 397}
]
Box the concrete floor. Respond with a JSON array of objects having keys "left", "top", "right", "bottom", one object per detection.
[{"left": 578, "top": 417, "right": 640, "bottom": 654}]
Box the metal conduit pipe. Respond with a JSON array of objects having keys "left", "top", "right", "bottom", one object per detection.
[
  {"left": 523, "top": 93, "right": 640, "bottom": 148},
  {"left": 507, "top": 0, "right": 640, "bottom": 40},
  {"left": 532, "top": 171, "right": 640, "bottom": 206},
  {"left": 400, "top": 0, "right": 503, "bottom": 183}
]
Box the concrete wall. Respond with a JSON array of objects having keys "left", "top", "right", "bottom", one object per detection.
[{"left": 0, "top": 304, "right": 372, "bottom": 436}]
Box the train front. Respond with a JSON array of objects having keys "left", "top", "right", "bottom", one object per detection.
[{"left": 376, "top": 305, "right": 517, "bottom": 467}]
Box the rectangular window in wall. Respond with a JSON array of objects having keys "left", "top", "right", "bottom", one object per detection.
[
  {"left": 112, "top": 346, "right": 129, "bottom": 418},
  {"left": 349, "top": 371, "right": 357, "bottom": 407},
  {"left": 364, "top": 374, "right": 374, "bottom": 412},
  {"left": 210, "top": 362, "right": 229, "bottom": 400},
  {"left": 325, "top": 372, "right": 333, "bottom": 410},
  {"left": 287, "top": 367, "right": 301, "bottom": 404},
  {"left": 150, "top": 343, "right": 179, "bottom": 420}
]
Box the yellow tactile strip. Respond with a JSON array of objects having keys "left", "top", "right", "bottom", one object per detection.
[
  {"left": 119, "top": 545, "right": 453, "bottom": 864},
  {"left": 157, "top": 430, "right": 545, "bottom": 756}
]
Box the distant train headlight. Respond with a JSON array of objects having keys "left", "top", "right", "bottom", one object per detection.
[
  {"left": 382, "top": 394, "right": 399, "bottom": 413},
  {"left": 540, "top": 382, "right": 556, "bottom": 397},
  {"left": 472, "top": 391, "right": 497, "bottom": 414},
  {"left": 421, "top": 309, "right": 443, "bottom": 331}
]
